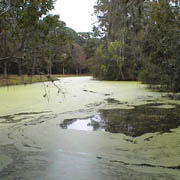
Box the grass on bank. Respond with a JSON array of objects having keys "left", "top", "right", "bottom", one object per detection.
[
  {"left": 0, "top": 74, "right": 91, "bottom": 87},
  {"left": 0, "top": 74, "right": 58, "bottom": 87}
]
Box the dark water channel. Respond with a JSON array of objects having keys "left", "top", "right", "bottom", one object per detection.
[{"left": 60, "top": 103, "right": 180, "bottom": 137}]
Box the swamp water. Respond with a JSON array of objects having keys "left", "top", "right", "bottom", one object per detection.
[{"left": 0, "top": 76, "right": 180, "bottom": 180}]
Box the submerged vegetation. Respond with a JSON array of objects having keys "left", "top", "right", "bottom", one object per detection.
[
  {"left": 1, "top": 75, "right": 180, "bottom": 179},
  {"left": 1, "top": 1, "right": 180, "bottom": 179},
  {"left": 60, "top": 103, "right": 180, "bottom": 137}
]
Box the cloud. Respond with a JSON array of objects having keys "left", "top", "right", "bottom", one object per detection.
[{"left": 52, "top": 0, "right": 96, "bottom": 32}]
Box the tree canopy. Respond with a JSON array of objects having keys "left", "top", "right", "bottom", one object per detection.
[
  {"left": 90, "top": 0, "right": 180, "bottom": 92},
  {"left": 0, "top": 0, "right": 97, "bottom": 78},
  {"left": 1, "top": 0, "right": 180, "bottom": 92}
]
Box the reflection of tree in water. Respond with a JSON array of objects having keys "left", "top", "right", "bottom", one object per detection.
[{"left": 100, "top": 103, "right": 180, "bottom": 137}]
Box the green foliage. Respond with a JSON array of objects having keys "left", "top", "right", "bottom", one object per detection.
[
  {"left": 138, "top": 62, "right": 168, "bottom": 85},
  {"left": 91, "top": 0, "right": 145, "bottom": 81},
  {"left": 92, "top": 0, "right": 180, "bottom": 92},
  {"left": 141, "top": 1, "right": 180, "bottom": 92},
  {"left": 91, "top": 41, "right": 125, "bottom": 80},
  {"left": 0, "top": 0, "right": 90, "bottom": 77},
  {"left": 2, "top": 0, "right": 180, "bottom": 93}
]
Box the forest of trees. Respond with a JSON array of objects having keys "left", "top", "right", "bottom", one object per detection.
[
  {"left": 91, "top": 0, "right": 180, "bottom": 92},
  {"left": 1, "top": 0, "right": 180, "bottom": 92},
  {"left": 0, "top": 0, "right": 99, "bottom": 78}
]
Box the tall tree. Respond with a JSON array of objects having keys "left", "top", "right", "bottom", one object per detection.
[
  {"left": 140, "top": 1, "right": 180, "bottom": 92},
  {"left": 92, "top": 0, "right": 145, "bottom": 80},
  {"left": 0, "top": 0, "right": 55, "bottom": 77}
]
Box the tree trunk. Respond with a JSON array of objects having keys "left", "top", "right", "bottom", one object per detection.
[
  {"left": 120, "top": 70, "right": 125, "bottom": 80},
  {"left": 62, "top": 63, "right": 65, "bottom": 75},
  {"left": 76, "top": 66, "right": 79, "bottom": 74},
  {"left": 3, "top": 62, "right": 8, "bottom": 79},
  {"left": 47, "top": 62, "right": 52, "bottom": 76},
  {"left": 31, "top": 58, "right": 36, "bottom": 76},
  {"left": 18, "top": 61, "right": 22, "bottom": 76},
  {"left": 3, "top": 32, "right": 8, "bottom": 79}
]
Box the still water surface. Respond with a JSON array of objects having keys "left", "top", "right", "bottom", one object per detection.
[{"left": 0, "top": 76, "right": 180, "bottom": 180}]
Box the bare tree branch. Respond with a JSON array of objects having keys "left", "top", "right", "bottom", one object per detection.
[
  {"left": 0, "top": 56, "right": 24, "bottom": 61},
  {"left": 0, "top": 0, "right": 11, "bottom": 17}
]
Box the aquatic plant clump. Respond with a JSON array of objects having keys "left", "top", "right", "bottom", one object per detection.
[{"left": 60, "top": 103, "right": 180, "bottom": 137}]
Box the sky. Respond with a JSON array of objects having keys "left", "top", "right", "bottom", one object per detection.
[{"left": 52, "top": 0, "right": 97, "bottom": 32}]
